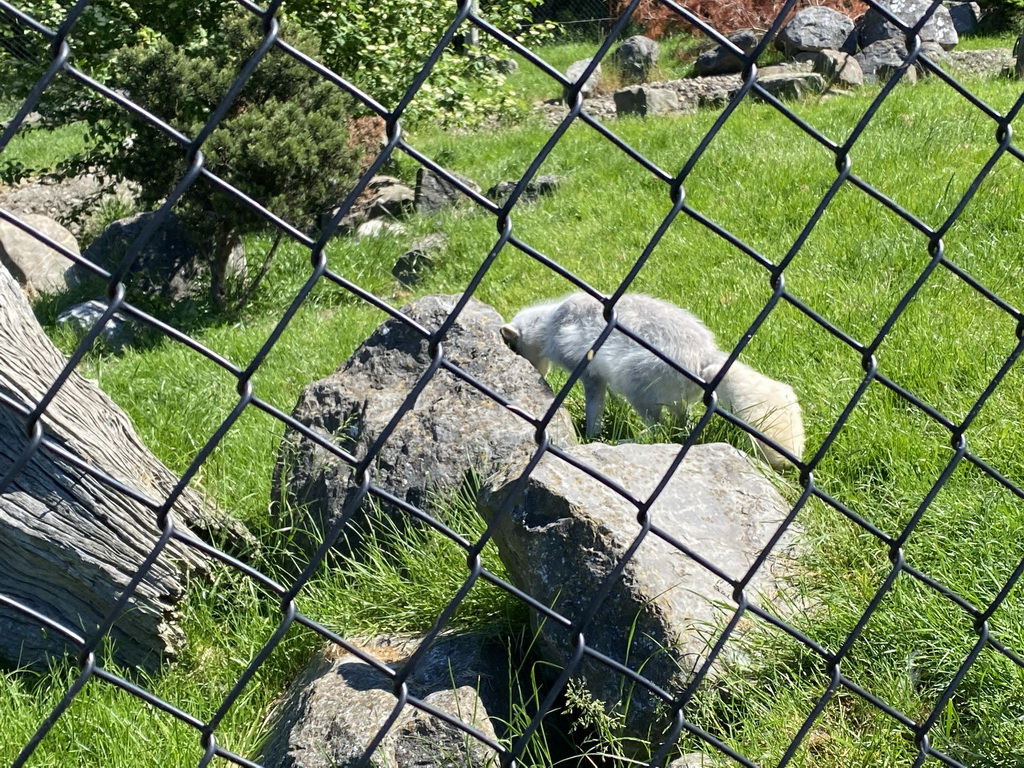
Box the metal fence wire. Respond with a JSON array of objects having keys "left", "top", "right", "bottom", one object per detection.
[{"left": 1, "top": 0, "right": 1024, "bottom": 766}]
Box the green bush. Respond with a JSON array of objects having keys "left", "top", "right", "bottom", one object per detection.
[
  {"left": 976, "top": 0, "right": 1024, "bottom": 33},
  {"left": 284, "top": 0, "right": 555, "bottom": 126},
  {"left": 35, "top": 13, "right": 361, "bottom": 309}
]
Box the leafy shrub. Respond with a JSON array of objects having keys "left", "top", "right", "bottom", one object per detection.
[
  {"left": 283, "top": 0, "right": 554, "bottom": 126},
  {"left": 25, "top": 12, "right": 361, "bottom": 309}
]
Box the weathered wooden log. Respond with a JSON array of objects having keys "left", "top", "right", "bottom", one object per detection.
[{"left": 0, "top": 264, "right": 235, "bottom": 670}]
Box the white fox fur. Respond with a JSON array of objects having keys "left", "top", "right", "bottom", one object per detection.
[{"left": 500, "top": 293, "right": 805, "bottom": 469}]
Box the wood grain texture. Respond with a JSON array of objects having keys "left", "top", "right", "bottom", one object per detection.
[{"left": 0, "top": 265, "right": 234, "bottom": 669}]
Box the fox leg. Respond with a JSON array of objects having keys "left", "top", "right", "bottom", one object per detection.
[
  {"left": 582, "top": 376, "right": 607, "bottom": 438},
  {"left": 637, "top": 403, "right": 665, "bottom": 427}
]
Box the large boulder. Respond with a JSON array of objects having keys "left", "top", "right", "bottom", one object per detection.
[
  {"left": 612, "top": 35, "right": 659, "bottom": 83},
  {"left": 613, "top": 85, "right": 682, "bottom": 117},
  {"left": 856, "top": 38, "right": 923, "bottom": 82},
  {"left": 859, "top": 0, "right": 958, "bottom": 52},
  {"left": 272, "top": 294, "right": 576, "bottom": 559},
  {"left": 0, "top": 213, "right": 77, "bottom": 299},
  {"left": 775, "top": 6, "right": 855, "bottom": 57},
  {"left": 70, "top": 210, "right": 245, "bottom": 304},
  {"left": 694, "top": 30, "right": 758, "bottom": 76},
  {"left": 0, "top": 263, "right": 248, "bottom": 670},
  {"left": 478, "top": 442, "right": 796, "bottom": 740},
  {"left": 0, "top": 172, "right": 138, "bottom": 239},
  {"left": 261, "top": 634, "right": 506, "bottom": 768}
]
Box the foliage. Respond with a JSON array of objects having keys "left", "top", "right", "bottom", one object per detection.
[
  {"left": 38, "top": 12, "right": 360, "bottom": 308},
  {"left": 283, "top": 0, "right": 555, "bottom": 126},
  {"left": 611, "top": 0, "right": 867, "bottom": 38},
  {"left": 0, "top": 0, "right": 231, "bottom": 98},
  {"left": 976, "top": 0, "right": 1024, "bottom": 34}
]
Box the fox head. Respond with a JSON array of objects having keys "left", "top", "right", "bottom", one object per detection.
[{"left": 500, "top": 320, "right": 551, "bottom": 377}]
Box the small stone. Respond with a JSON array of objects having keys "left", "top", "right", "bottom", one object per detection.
[
  {"left": 57, "top": 299, "right": 136, "bottom": 353},
  {"left": 813, "top": 49, "right": 864, "bottom": 89},
  {"left": 487, "top": 175, "right": 562, "bottom": 205},
  {"left": 414, "top": 167, "right": 481, "bottom": 215},
  {"left": 392, "top": 233, "right": 447, "bottom": 286},
  {"left": 755, "top": 72, "right": 827, "bottom": 100},
  {"left": 564, "top": 58, "right": 602, "bottom": 102}
]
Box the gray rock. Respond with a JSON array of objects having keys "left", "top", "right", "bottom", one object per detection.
[
  {"left": 332, "top": 176, "right": 415, "bottom": 234},
  {"left": 877, "top": 60, "right": 920, "bottom": 84},
  {"left": 940, "top": 47, "right": 1015, "bottom": 78},
  {"left": 755, "top": 72, "right": 827, "bottom": 100},
  {"left": 392, "top": 233, "right": 447, "bottom": 286},
  {"left": 495, "top": 58, "right": 518, "bottom": 74},
  {"left": 670, "top": 754, "right": 718, "bottom": 767},
  {"left": 776, "top": 6, "right": 855, "bottom": 56},
  {"left": 272, "top": 294, "right": 575, "bottom": 558},
  {"left": 694, "top": 30, "right": 758, "bottom": 76},
  {"left": 354, "top": 218, "right": 406, "bottom": 239},
  {"left": 70, "top": 211, "right": 244, "bottom": 304},
  {"left": 813, "top": 49, "right": 864, "bottom": 88},
  {"left": 856, "top": 38, "right": 920, "bottom": 82},
  {"left": 487, "top": 175, "right": 562, "bottom": 206},
  {"left": 478, "top": 442, "right": 795, "bottom": 740},
  {"left": 859, "top": 0, "right": 958, "bottom": 52},
  {"left": 947, "top": 2, "right": 981, "bottom": 35},
  {"left": 262, "top": 634, "right": 506, "bottom": 768},
  {"left": 57, "top": 299, "right": 136, "bottom": 353},
  {"left": 564, "top": 58, "right": 602, "bottom": 102},
  {"left": 612, "top": 35, "right": 659, "bottom": 82},
  {"left": 414, "top": 167, "right": 481, "bottom": 216},
  {"left": 613, "top": 85, "right": 681, "bottom": 116},
  {"left": 0, "top": 172, "right": 138, "bottom": 239},
  {"left": 0, "top": 213, "right": 77, "bottom": 299}
]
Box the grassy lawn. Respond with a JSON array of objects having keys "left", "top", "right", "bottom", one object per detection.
[{"left": 3, "top": 29, "right": 1024, "bottom": 768}]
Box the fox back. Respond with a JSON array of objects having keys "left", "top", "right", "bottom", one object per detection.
[{"left": 502, "top": 293, "right": 719, "bottom": 417}]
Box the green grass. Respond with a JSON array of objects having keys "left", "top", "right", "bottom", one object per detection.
[
  {"left": 4, "top": 38, "right": 1024, "bottom": 768},
  {"left": 0, "top": 119, "right": 90, "bottom": 177}
]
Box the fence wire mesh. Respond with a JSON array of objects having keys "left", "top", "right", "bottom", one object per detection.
[{"left": 1, "top": 0, "right": 1023, "bottom": 766}]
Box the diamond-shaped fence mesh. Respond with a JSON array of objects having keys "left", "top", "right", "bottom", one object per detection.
[{"left": 1, "top": 0, "right": 1023, "bottom": 766}]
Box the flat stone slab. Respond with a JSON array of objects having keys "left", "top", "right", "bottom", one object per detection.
[{"left": 479, "top": 441, "right": 797, "bottom": 740}]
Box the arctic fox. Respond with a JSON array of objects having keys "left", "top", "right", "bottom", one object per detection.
[{"left": 500, "top": 293, "right": 805, "bottom": 469}]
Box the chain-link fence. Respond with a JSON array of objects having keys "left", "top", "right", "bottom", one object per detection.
[
  {"left": 531, "top": 0, "right": 615, "bottom": 30},
  {"left": 2, "top": 0, "right": 1024, "bottom": 766}
]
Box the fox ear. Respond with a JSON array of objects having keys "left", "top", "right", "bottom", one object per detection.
[{"left": 500, "top": 324, "right": 519, "bottom": 346}]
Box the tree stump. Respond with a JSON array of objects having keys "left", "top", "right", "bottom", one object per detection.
[{"left": 0, "top": 264, "right": 236, "bottom": 670}]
